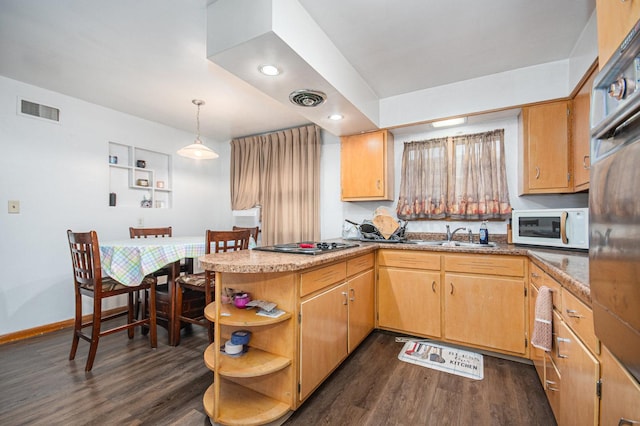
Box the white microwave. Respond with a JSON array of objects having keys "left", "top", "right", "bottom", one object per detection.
[{"left": 512, "top": 208, "right": 589, "bottom": 250}]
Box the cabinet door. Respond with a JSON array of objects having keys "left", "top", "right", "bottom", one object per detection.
[
  {"left": 599, "top": 345, "right": 640, "bottom": 426},
  {"left": 444, "top": 273, "right": 526, "bottom": 354},
  {"left": 596, "top": 0, "right": 640, "bottom": 67},
  {"left": 378, "top": 267, "right": 441, "bottom": 338},
  {"left": 348, "top": 269, "right": 375, "bottom": 352},
  {"left": 552, "top": 311, "right": 600, "bottom": 426},
  {"left": 340, "top": 129, "right": 394, "bottom": 201},
  {"left": 572, "top": 66, "right": 596, "bottom": 191},
  {"left": 299, "top": 283, "right": 348, "bottom": 400},
  {"left": 521, "top": 101, "right": 571, "bottom": 194}
]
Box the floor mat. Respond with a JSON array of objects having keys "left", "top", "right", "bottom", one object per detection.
[{"left": 398, "top": 340, "right": 484, "bottom": 380}]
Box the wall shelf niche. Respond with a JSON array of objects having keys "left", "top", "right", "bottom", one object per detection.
[{"left": 108, "top": 141, "right": 172, "bottom": 209}]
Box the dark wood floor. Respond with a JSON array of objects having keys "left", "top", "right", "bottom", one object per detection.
[{"left": 0, "top": 323, "right": 555, "bottom": 426}]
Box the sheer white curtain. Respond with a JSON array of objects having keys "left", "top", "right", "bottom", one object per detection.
[{"left": 230, "top": 124, "right": 321, "bottom": 245}]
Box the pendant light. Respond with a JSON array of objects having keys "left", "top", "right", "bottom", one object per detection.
[{"left": 177, "top": 99, "right": 219, "bottom": 160}]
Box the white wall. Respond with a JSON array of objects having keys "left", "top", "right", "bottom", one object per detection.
[
  {"left": 320, "top": 115, "right": 588, "bottom": 240},
  {"left": 0, "top": 75, "right": 590, "bottom": 336},
  {"left": 0, "top": 76, "right": 233, "bottom": 335}
]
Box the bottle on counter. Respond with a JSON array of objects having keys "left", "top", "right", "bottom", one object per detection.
[
  {"left": 479, "top": 221, "right": 489, "bottom": 244},
  {"left": 507, "top": 218, "right": 513, "bottom": 244}
]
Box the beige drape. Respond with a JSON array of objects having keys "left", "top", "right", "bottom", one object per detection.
[
  {"left": 230, "top": 124, "right": 321, "bottom": 245},
  {"left": 397, "top": 129, "right": 511, "bottom": 220},
  {"left": 397, "top": 137, "right": 449, "bottom": 219}
]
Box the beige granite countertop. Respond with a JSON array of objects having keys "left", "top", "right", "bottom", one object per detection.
[{"left": 199, "top": 239, "right": 590, "bottom": 306}]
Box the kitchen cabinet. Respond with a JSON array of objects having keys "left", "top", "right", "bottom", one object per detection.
[
  {"left": 520, "top": 101, "right": 572, "bottom": 195},
  {"left": 443, "top": 254, "right": 527, "bottom": 356},
  {"left": 300, "top": 282, "right": 348, "bottom": 400},
  {"left": 108, "top": 141, "right": 172, "bottom": 208},
  {"left": 529, "top": 262, "right": 600, "bottom": 426},
  {"left": 203, "top": 271, "right": 296, "bottom": 426},
  {"left": 596, "top": 0, "right": 640, "bottom": 67},
  {"left": 299, "top": 253, "right": 374, "bottom": 401},
  {"left": 340, "top": 129, "right": 394, "bottom": 201},
  {"left": 377, "top": 250, "right": 442, "bottom": 338},
  {"left": 347, "top": 254, "right": 375, "bottom": 352},
  {"left": 551, "top": 310, "right": 600, "bottom": 426},
  {"left": 599, "top": 345, "right": 640, "bottom": 426},
  {"left": 571, "top": 64, "right": 597, "bottom": 192}
]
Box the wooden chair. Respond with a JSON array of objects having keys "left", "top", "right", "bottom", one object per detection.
[
  {"left": 173, "top": 229, "right": 251, "bottom": 345},
  {"left": 67, "top": 230, "right": 157, "bottom": 372},
  {"left": 232, "top": 225, "right": 260, "bottom": 244},
  {"left": 129, "top": 226, "right": 194, "bottom": 344}
]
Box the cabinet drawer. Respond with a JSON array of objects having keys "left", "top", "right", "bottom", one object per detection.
[
  {"left": 562, "top": 289, "right": 598, "bottom": 354},
  {"left": 530, "top": 262, "right": 561, "bottom": 310},
  {"left": 300, "top": 262, "right": 346, "bottom": 297},
  {"left": 544, "top": 352, "right": 561, "bottom": 420},
  {"left": 347, "top": 253, "right": 374, "bottom": 277},
  {"left": 444, "top": 254, "right": 525, "bottom": 277},
  {"left": 377, "top": 250, "right": 440, "bottom": 270}
]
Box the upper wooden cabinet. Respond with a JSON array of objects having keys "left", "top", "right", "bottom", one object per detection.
[
  {"left": 596, "top": 0, "right": 640, "bottom": 67},
  {"left": 340, "top": 129, "right": 394, "bottom": 201},
  {"left": 571, "top": 65, "right": 597, "bottom": 192},
  {"left": 520, "top": 101, "right": 572, "bottom": 195}
]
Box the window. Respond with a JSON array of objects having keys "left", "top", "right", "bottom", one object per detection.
[{"left": 397, "top": 129, "right": 511, "bottom": 220}]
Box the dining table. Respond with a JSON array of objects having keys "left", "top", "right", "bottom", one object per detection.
[{"left": 99, "top": 236, "right": 206, "bottom": 345}]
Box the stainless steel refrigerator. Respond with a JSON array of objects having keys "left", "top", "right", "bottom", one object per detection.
[{"left": 590, "top": 20, "right": 640, "bottom": 384}]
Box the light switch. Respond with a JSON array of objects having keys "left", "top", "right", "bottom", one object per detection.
[{"left": 8, "top": 200, "right": 20, "bottom": 214}]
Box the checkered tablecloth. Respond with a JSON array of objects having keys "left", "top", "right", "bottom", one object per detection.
[{"left": 99, "top": 236, "right": 205, "bottom": 286}]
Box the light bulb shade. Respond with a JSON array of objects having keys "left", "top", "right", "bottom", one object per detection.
[{"left": 177, "top": 140, "right": 219, "bottom": 159}]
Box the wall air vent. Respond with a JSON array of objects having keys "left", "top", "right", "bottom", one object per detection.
[
  {"left": 19, "top": 98, "right": 60, "bottom": 122},
  {"left": 289, "top": 89, "right": 326, "bottom": 107}
]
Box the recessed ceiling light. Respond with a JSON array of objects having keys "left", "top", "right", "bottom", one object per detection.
[
  {"left": 328, "top": 114, "right": 343, "bottom": 121},
  {"left": 431, "top": 117, "right": 467, "bottom": 128},
  {"left": 258, "top": 64, "right": 280, "bottom": 76}
]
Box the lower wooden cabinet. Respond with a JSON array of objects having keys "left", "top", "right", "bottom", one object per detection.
[
  {"left": 348, "top": 268, "right": 375, "bottom": 352},
  {"left": 443, "top": 273, "right": 526, "bottom": 355},
  {"left": 530, "top": 264, "right": 600, "bottom": 426},
  {"left": 299, "top": 253, "right": 375, "bottom": 401},
  {"left": 378, "top": 267, "right": 441, "bottom": 337},
  {"left": 443, "top": 254, "right": 527, "bottom": 356},
  {"left": 599, "top": 345, "right": 640, "bottom": 425},
  {"left": 551, "top": 310, "right": 600, "bottom": 426},
  {"left": 300, "top": 283, "right": 349, "bottom": 400},
  {"left": 377, "top": 250, "right": 441, "bottom": 338}
]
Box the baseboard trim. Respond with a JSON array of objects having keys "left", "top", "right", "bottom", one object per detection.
[{"left": 0, "top": 307, "right": 128, "bottom": 345}]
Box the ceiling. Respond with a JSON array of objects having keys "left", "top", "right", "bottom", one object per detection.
[{"left": 0, "top": 0, "right": 595, "bottom": 144}]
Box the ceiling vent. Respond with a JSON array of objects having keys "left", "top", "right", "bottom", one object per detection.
[
  {"left": 19, "top": 99, "right": 60, "bottom": 122},
  {"left": 289, "top": 89, "right": 327, "bottom": 107}
]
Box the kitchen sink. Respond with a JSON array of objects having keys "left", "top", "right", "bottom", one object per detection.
[
  {"left": 405, "top": 240, "right": 497, "bottom": 248},
  {"left": 405, "top": 240, "right": 448, "bottom": 245}
]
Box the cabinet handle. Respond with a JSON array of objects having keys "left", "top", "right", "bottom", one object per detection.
[
  {"left": 342, "top": 291, "right": 348, "bottom": 305},
  {"left": 376, "top": 179, "right": 381, "bottom": 190},
  {"left": 583, "top": 155, "right": 590, "bottom": 170},
  {"left": 449, "top": 283, "right": 454, "bottom": 295},
  {"left": 431, "top": 280, "right": 436, "bottom": 293},
  {"left": 565, "top": 309, "right": 584, "bottom": 319},
  {"left": 545, "top": 379, "right": 559, "bottom": 392},
  {"left": 531, "top": 272, "right": 540, "bottom": 279},
  {"left": 556, "top": 337, "right": 570, "bottom": 358},
  {"left": 618, "top": 418, "right": 640, "bottom": 426},
  {"left": 535, "top": 166, "right": 540, "bottom": 179},
  {"left": 349, "top": 288, "right": 355, "bottom": 302}
]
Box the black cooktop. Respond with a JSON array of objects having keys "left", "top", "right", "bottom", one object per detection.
[{"left": 253, "top": 241, "right": 359, "bottom": 255}]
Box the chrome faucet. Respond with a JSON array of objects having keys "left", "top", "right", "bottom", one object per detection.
[{"left": 446, "top": 225, "right": 467, "bottom": 241}]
